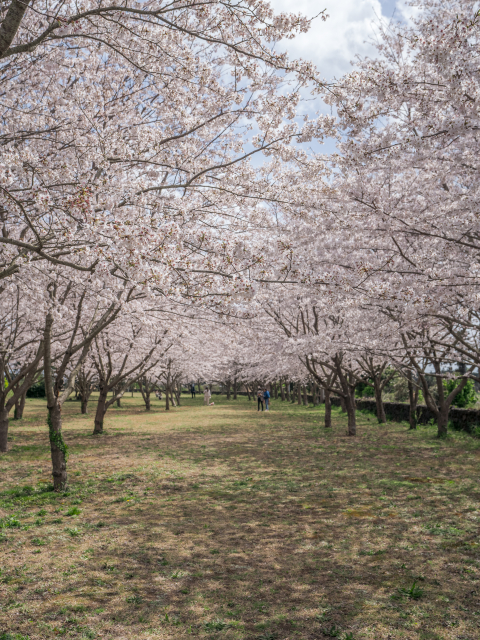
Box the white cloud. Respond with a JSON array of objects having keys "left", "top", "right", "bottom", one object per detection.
[{"left": 270, "top": 0, "right": 388, "bottom": 80}]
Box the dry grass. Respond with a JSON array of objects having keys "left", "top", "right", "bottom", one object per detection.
[{"left": 1, "top": 394, "right": 480, "bottom": 640}]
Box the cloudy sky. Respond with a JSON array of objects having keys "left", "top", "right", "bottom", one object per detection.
[{"left": 270, "top": 0, "right": 403, "bottom": 80}]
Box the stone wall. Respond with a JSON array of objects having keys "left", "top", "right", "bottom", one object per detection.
[
  {"left": 331, "top": 397, "right": 480, "bottom": 434},
  {"left": 210, "top": 391, "right": 480, "bottom": 434}
]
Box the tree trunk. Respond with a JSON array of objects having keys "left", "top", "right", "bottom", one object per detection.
[
  {"left": 297, "top": 383, "right": 302, "bottom": 405},
  {"left": 233, "top": 377, "right": 238, "bottom": 400},
  {"left": 407, "top": 374, "right": 417, "bottom": 430},
  {"left": 226, "top": 380, "right": 231, "bottom": 400},
  {"left": 246, "top": 386, "right": 251, "bottom": 401},
  {"left": 324, "top": 390, "right": 332, "bottom": 428},
  {"left": 280, "top": 380, "right": 285, "bottom": 401},
  {"left": 14, "top": 392, "right": 26, "bottom": 420},
  {"left": 285, "top": 382, "right": 291, "bottom": 402},
  {"left": 48, "top": 402, "right": 68, "bottom": 492},
  {"left": 339, "top": 395, "right": 347, "bottom": 413},
  {"left": 0, "top": 407, "right": 9, "bottom": 452},
  {"left": 165, "top": 385, "right": 170, "bottom": 411},
  {"left": 145, "top": 393, "right": 151, "bottom": 411},
  {"left": 303, "top": 385, "right": 308, "bottom": 406},
  {"left": 44, "top": 311, "right": 68, "bottom": 492},
  {"left": 93, "top": 389, "right": 108, "bottom": 434},
  {"left": 319, "top": 386, "right": 325, "bottom": 404},
  {"left": 116, "top": 397, "right": 121, "bottom": 408},
  {"left": 437, "top": 409, "right": 449, "bottom": 438},
  {"left": 345, "top": 392, "right": 357, "bottom": 436},
  {"left": 81, "top": 398, "right": 88, "bottom": 414},
  {"left": 374, "top": 383, "right": 386, "bottom": 424}
]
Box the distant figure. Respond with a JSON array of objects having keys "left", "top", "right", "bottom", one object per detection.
[
  {"left": 257, "top": 388, "right": 264, "bottom": 412},
  {"left": 263, "top": 388, "right": 270, "bottom": 411},
  {"left": 155, "top": 390, "right": 163, "bottom": 401},
  {"left": 190, "top": 384, "right": 196, "bottom": 398},
  {"left": 203, "top": 387, "right": 211, "bottom": 405}
]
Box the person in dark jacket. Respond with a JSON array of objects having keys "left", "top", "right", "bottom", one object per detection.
[
  {"left": 263, "top": 388, "right": 270, "bottom": 411},
  {"left": 257, "top": 388, "right": 264, "bottom": 411},
  {"left": 190, "top": 384, "right": 196, "bottom": 398}
]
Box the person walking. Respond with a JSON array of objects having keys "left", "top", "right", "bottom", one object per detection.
[
  {"left": 257, "top": 388, "right": 264, "bottom": 412},
  {"left": 263, "top": 387, "right": 270, "bottom": 411},
  {"left": 190, "top": 383, "right": 196, "bottom": 398},
  {"left": 203, "top": 386, "right": 211, "bottom": 405}
]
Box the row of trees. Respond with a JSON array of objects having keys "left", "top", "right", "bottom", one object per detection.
[{"left": 3, "top": 0, "right": 480, "bottom": 488}]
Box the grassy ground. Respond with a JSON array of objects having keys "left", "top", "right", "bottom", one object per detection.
[{"left": 1, "top": 394, "right": 480, "bottom": 640}]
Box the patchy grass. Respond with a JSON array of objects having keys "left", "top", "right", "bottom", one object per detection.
[{"left": 1, "top": 394, "right": 480, "bottom": 640}]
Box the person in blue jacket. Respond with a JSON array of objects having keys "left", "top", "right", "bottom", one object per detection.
[{"left": 263, "top": 388, "right": 270, "bottom": 411}]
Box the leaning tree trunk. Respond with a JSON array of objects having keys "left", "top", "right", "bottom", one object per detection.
[
  {"left": 374, "top": 383, "right": 386, "bottom": 424},
  {"left": 93, "top": 389, "right": 108, "bottom": 434},
  {"left": 14, "top": 392, "right": 26, "bottom": 420},
  {"left": 174, "top": 386, "right": 180, "bottom": 406},
  {"left": 0, "top": 407, "right": 9, "bottom": 452},
  {"left": 324, "top": 390, "right": 332, "bottom": 428}
]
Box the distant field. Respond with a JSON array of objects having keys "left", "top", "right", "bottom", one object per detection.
[{"left": 1, "top": 394, "right": 479, "bottom": 640}]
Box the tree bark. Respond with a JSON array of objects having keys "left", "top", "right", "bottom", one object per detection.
[
  {"left": 0, "top": 0, "right": 32, "bottom": 58},
  {"left": 324, "top": 390, "right": 332, "bottom": 428},
  {"left": 48, "top": 402, "right": 68, "bottom": 492},
  {"left": 226, "top": 380, "right": 231, "bottom": 400},
  {"left": 345, "top": 391, "right": 357, "bottom": 436},
  {"left": 407, "top": 372, "right": 418, "bottom": 430},
  {"left": 14, "top": 392, "right": 26, "bottom": 420},
  {"left": 339, "top": 395, "right": 347, "bottom": 413},
  {"left": 94, "top": 389, "right": 108, "bottom": 434},
  {"left": 233, "top": 377, "right": 238, "bottom": 400},
  {"left": 285, "top": 381, "right": 291, "bottom": 402},
  {"left": 0, "top": 407, "right": 9, "bottom": 452},
  {"left": 297, "top": 383, "right": 302, "bottom": 405},
  {"left": 374, "top": 383, "right": 386, "bottom": 423},
  {"left": 44, "top": 312, "right": 68, "bottom": 491},
  {"left": 303, "top": 385, "right": 308, "bottom": 406},
  {"left": 437, "top": 408, "right": 449, "bottom": 438},
  {"left": 280, "top": 380, "right": 285, "bottom": 401},
  {"left": 81, "top": 398, "right": 88, "bottom": 414}
]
